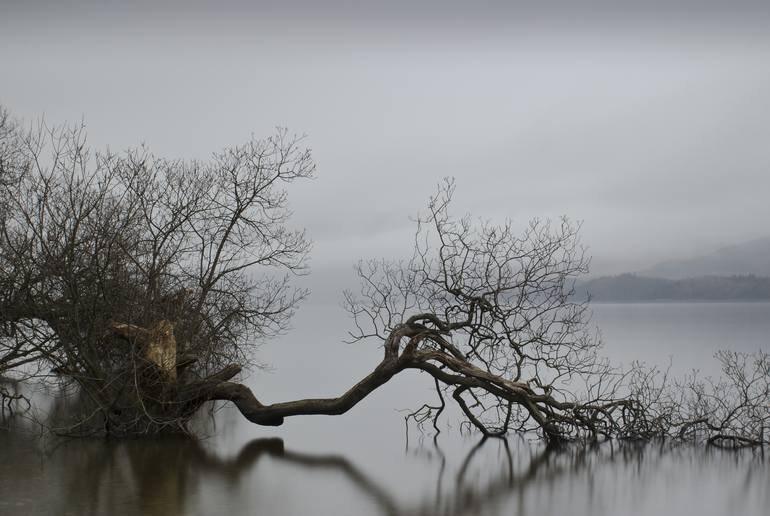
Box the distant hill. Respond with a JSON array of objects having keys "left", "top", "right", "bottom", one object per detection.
[
  {"left": 642, "top": 237, "right": 770, "bottom": 279},
  {"left": 578, "top": 274, "right": 770, "bottom": 302}
]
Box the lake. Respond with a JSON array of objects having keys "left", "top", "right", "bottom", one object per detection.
[{"left": 1, "top": 302, "right": 769, "bottom": 516}]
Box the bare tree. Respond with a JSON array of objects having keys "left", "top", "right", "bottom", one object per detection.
[
  {"left": 0, "top": 107, "right": 767, "bottom": 445},
  {"left": 0, "top": 107, "right": 313, "bottom": 434},
  {"left": 657, "top": 350, "right": 770, "bottom": 448},
  {"left": 193, "top": 180, "right": 769, "bottom": 447}
]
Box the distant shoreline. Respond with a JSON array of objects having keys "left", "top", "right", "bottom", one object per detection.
[
  {"left": 577, "top": 273, "right": 770, "bottom": 303},
  {"left": 589, "top": 299, "right": 770, "bottom": 304}
]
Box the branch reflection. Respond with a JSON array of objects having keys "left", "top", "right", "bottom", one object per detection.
[{"left": 0, "top": 427, "right": 763, "bottom": 516}]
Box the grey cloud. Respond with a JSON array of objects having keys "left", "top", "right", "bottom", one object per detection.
[{"left": 1, "top": 0, "right": 769, "bottom": 292}]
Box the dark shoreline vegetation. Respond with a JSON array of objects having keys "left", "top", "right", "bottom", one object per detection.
[
  {"left": 578, "top": 274, "right": 770, "bottom": 302},
  {"left": 1, "top": 106, "right": 768, "bottom": 449}
]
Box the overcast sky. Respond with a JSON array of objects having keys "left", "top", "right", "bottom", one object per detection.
[{"left": 2, "top": 1, "right": 769, "bottom": 299}]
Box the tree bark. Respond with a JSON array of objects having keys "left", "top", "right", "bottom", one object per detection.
[{"left": 182, "top": 356, "right": 406, "bottom": 426}]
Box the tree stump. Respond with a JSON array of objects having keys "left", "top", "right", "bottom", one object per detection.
[{"left": 110, "top": 320, "right": 178, "bottom": 380}]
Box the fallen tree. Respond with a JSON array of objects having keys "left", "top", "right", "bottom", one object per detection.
[{"left": 1, "top": 107, "right": 767, "bottom": 444}]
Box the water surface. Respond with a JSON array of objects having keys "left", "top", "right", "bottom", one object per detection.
[{"left": 1, "top": 302, "right": 768, "bottom": 515}]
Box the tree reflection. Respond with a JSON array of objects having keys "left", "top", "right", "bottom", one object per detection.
[{"left": 0, "top": 426, "right": 765, "bottom": 516}]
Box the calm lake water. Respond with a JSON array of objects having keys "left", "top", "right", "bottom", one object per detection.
[{"left": 1, "top": 302, "right": 769, "bottom": 516}]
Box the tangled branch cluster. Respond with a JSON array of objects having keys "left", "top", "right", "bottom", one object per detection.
[
  {"left": 344, "top": 180, "right": 769, "bottom": 446},
  {"left": 0, "top": 106, "right": 313, "bottom": 434}
]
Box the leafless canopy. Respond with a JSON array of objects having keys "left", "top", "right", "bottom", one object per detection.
[
  {"left": 0, "top": 107, "right": 313, "bottom": 433},
  {"left": 338, "top": 180, "right": 768, "bottom": 446},
  {"left": 1, "top": 107, "right": 767, "bottom": 445}
]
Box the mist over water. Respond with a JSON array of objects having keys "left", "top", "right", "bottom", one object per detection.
[{"left": 2, "top": 302, "right": 769, "bottom": 516}]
